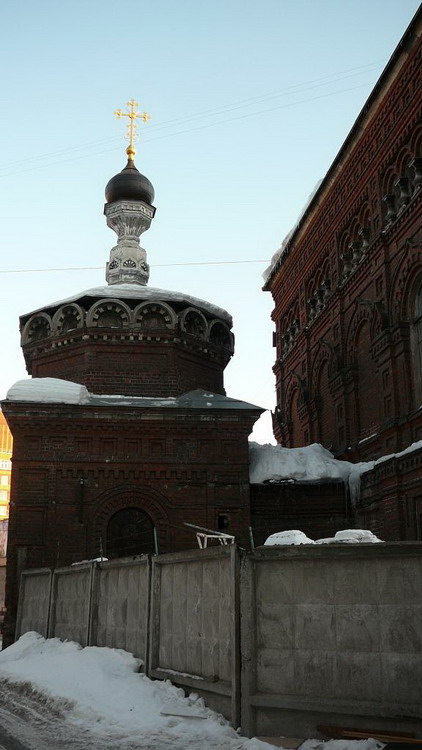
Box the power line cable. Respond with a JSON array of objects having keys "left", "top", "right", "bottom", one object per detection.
[
  {"left": 133, "top": 63, "right": 383, "bottom": 133},
  {"left": 0, "top": 59, "right": 384, "bottom": 172},
  {"left": 0, "top": 80, "right": 375, "bottom": 179},
  {"left": 0, "top": 259, "right": 271, "bottom": 275}
]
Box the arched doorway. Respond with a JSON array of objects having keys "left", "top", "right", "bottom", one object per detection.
[{"left": 106, "top": 507, "right": 155, "bottom": 558}]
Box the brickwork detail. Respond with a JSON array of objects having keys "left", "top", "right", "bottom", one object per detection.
[{"left": 267, "top": 22, "right": 422, "bottom": 464}]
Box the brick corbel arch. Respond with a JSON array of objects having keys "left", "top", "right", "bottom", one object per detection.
[
  {"left": 346, "top": 304, "right": 373, "bottom": 364},
  {"left": 390, "top": 238, "right": 422, "bottom": 321},
  {"left": 92, "top": 485, "right": 171, "bottom": 550},
  {"left": 310, "top": 341, "right": 332, "bottom": 396},
  {"left": 284, "top": 372, "right": 308, "bottom": 415}
]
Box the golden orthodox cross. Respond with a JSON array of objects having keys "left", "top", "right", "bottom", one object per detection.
[{"left": 114, "top": 99, "right": 150, "bottom": 159}]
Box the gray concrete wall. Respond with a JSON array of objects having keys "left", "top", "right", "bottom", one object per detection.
[
  {"left": 91, "top": 557, "right": 150, "bottom": 662},
  {"left": 241, "top": 543, "right": 422, "bottom": 737},
  {"left": 48, "top": 565, "right": 94, "bottom": 646},
  {"left": 14, "top": 543, "right": 422, "bottom": 737},
  {"left": 15, "top": 568, "right": 52, "bottom": 639},
  {"left": 149, "top": 545, "right": 239, "bottom": 724}
]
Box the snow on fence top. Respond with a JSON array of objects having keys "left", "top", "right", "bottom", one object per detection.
[{"left": 264, "top": 528, "right": 382, "bottom": 546}]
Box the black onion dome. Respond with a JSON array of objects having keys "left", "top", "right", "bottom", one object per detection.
[{"left": 105, "top": 159, "right": 155, "bottom": 205}]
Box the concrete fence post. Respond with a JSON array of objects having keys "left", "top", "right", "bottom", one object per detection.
[
  {"left": 87, "top": 562, "right": 100, "bottom": 646},
  {"left": 147, "top": 555, "right": 161, "bottom": 677},
  {"left": 240, "top": 553, "right": 256, "bottom": 738},
  {"left": 230, "top": 543, "right": 241, "bottom": 728},
  {"left": 15, "top": 568, "right": 53, "bottom": 640},
  {"left": 144, "top": 555, "right": 153, "bottom": 675}
]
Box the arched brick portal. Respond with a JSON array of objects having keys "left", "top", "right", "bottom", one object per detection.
[{"left": 92, "top": 485, "right": 170, "bottom": 556}]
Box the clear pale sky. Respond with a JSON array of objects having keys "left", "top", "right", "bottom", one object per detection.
[{"left": 0, "top": 0, "right": 420, "bottom": 443}]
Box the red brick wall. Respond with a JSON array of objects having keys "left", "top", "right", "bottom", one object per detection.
[
  {"left": 1, "top": 400, "right": 259, "bottom": 644},
  {"left": 267, "top": 17, "right": 422, "bottom": 462},
  {"left": 26, "top": 337, "right": 226, "bottom": 397},
  {"left": 250, "top": 480, "right": 350, "bottom": 547},
  {"left": 357, "top": 447, "right": 422, "bottom": 540}
]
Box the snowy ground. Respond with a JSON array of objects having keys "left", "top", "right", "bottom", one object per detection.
[
  {"left": 0, "top": 633, "right": 384, "bottom": 750},
  {"left": 0, "top": 633, "right": 275, "bottom": 750}
]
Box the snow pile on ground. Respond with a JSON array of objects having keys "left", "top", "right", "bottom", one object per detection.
[
  {"left": 7, "top": 378, "right": 90, "bottom": 405},
  {"left": 264, "top": 528, "right": 382, "bottom": 546},
  {"left": 0, "top": 633, "right": 272, "bottom": 749}
]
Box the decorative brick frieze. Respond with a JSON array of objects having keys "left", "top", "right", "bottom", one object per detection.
[{"left": 266, "top": 13, "right": 422, "bottom": 488}]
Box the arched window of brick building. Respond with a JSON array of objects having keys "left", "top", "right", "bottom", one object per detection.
[
  {"left": 339, "top": 231, "right": 352, "bottom": 281},
  {"left": 358, "top": 206, "right": 371, "bottom": 249},
  {"left": 289, "top": 388, "right": 306, "bottom": 447},
  {"left": 409, "top": 128, "right": 422, "bottom": 193},
  {"left": 316, "top": 359, "right": 334, "bottom": 448},
  {"left": 395, "top": 149, "right": 414, "bottom": 210},
  {"left": 106, "top": 507, "right": 155, "bottom": 558},
  {"left": 355, "top": 321, "right": 379, "bottom": 439},
  {"left": 382, "top": 168, "right": 399, "bottom": 224},
  {"left": 412, "top": 283, "right": 422, "bottom": 404}
]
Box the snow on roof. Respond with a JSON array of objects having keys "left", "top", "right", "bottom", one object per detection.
[
  {"left": 6, "top": 378, "right": 90, "bottom": 405},
  {"left": 249, "top": 441, "right": 354, "bottom": 484},
  {"left": 5, "top": 379, "right": 263, "bottom": 412},
  {"left": 263, "top": 179, "right": 323, "bottom": 284},
  {"left": 249, "top": 439, "right": 422, "bottom": 505},
  {"left": 25, "top": 283, "right": 232, "bottom": 325}
]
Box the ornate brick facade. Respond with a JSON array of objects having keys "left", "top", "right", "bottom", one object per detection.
[
  {"left": 2, "top": 388, "right": 261, "bottom": 646},
  {"left": 264, "top": 10, "right": 422, "bottom": 541},
  {"left": 265, "top": 11, "right": 422, "bottom": 461}
]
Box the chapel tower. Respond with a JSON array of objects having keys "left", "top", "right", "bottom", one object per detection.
[
  {"left": 19, "top": 102, "right": 234, "bottom": 398},
  {"left": 2, "top": 101, "right": 263, "bottom": 645}
]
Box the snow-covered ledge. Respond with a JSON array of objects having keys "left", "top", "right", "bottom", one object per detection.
[
  {"left": 6, "top": 378, "right": 90, "bottom": 405},
  {"left": 249, "top": 440, "right": 422, "bottom": 504}
]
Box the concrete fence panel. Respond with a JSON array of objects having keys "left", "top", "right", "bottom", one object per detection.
[
  {"left": 48, "top": 564, "right": 94, "bottom": 646},
  {"left": 90, "top": 556, "right": 151, "bottom": 663},
  {"left": 149, "top": 545, "right": 240, "bottom": 725},
  {"left": 15, "top": 543, "right": 422, "bottom": 737},
  {"left": 15, "top": 568, "right": 52, "bottom": 639},
  {"left": 240, "top": 543, "right": 422, "bottom": 738}
]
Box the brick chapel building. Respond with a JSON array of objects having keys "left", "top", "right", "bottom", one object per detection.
[
  {"left": 1, "top": 136, "right": 264, "bottom": 643},
  {"left": 264, "top": 8, "right": 422, "bottom": 540}
]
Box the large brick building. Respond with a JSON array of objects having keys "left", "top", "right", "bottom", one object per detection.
[
  {"left": 3, "top": 13, "right": 422, "bottom": 646},
  {"left": 264, "top": 9, "right": 422, "bottom": 539}
]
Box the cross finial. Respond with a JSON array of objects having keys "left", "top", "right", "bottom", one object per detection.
[{"left": 114, "top": 99, "right": 150, "bottom": 161}]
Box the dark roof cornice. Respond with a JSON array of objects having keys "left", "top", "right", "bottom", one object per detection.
[{"left": 263, "top": 5, "right": 422, "bottom": 290}]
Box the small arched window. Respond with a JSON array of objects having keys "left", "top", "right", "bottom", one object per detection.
[
  {"left": 414, "top": 286, "right": 422, "bottom": 402},
  {"left": 106, "top": 507, "right": 155, "bottom": 558}
]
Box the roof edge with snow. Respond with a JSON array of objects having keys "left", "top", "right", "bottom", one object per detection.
[
  {"left": 22, "top": 284, "right": 232, "bottom": 326},
  {"left": 4, "top": 378, "right": 264, "bottom": 413},
  {"left": 263, "top": 6, "right": 422, "bottom": 289}
]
